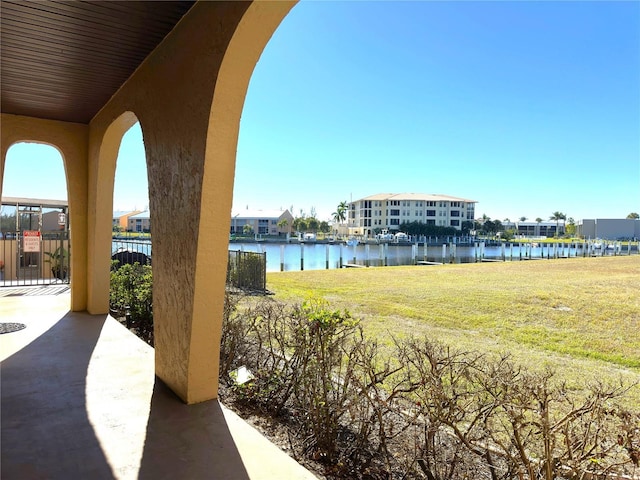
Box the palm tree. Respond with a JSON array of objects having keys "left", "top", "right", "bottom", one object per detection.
[
  {"left": 277, "top": 218, "right": 289, "bottom": 234},
  {"left": 627, "top": 212, "right": 639, "bottom": 219},
  {"left": 332, "top": 201, "right": 348, "bottom": 225},
  {"left": 549, "top": 211, "right": 566, "bottom": 237}
]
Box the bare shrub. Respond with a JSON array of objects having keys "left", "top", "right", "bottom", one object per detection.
[{"left": 219, "top": 296, "right": 640, "bottom": 480}]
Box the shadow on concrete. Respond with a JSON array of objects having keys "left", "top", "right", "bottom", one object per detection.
[
  {"left": 138, "top": 378, "right": 250, "bottom": 479},
  {"left": 0, "top": 312, "right": 114, "bottom": 480}
]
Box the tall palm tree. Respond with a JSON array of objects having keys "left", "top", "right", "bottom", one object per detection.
[
  {"left": 332, "top": 201, "right": 348, "bottom": 225},
  {"left": 549, "top": 211, "right": 566, "bottom": 237},
  {"left": 535, "top": 217, "right": 543, "bottom": 237}
]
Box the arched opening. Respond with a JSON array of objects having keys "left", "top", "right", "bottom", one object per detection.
[
  {"left": 1, "top": 142, "right": 70, "bottom": 287},
  {"left": 113, "top": 123, "right": 149, "bottom": 227},
  {"left": 110, "top": 122, "right": 153, "bottom": 344},
  {"left": 87, "top": 111, "right": 140, "bottom": 314}
]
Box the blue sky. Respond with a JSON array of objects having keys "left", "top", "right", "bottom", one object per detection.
[{"left": 3, "top": 1, "right": 639, "bottom": 223}]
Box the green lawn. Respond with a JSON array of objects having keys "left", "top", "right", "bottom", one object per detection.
[{"left": 265, "top": 256, "right": 640, "bottom": 404}]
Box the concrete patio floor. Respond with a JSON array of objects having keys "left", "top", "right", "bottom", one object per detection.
[{"left": 0, "top": 287, "right": 318, "bottom": 480}]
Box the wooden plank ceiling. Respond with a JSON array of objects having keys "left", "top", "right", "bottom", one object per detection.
[{"left": 1, "top": 1, "right": 195, "bottom": 124}]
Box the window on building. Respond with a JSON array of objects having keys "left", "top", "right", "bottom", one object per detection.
[
  {"left": 390, "top": 219, "right": 400, "bottom": 225},
  {"left": 451, "top": 211, "right": 460, "bottom": 217},
  {"left": 450, "top": 220, "right": 460, "bottom": 226},
  {"left": 390, "top": 209, "right": 400, "bottom": 216},
  {"left": 426, "top": 210, "right": 436, "bottom": 217}
]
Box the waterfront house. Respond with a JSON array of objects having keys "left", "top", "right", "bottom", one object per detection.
[{"left": 230, "top": 208, "right": 293, "bottom": 236}]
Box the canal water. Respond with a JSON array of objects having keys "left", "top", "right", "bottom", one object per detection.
[
  {"left": 112, "top": 239, "right": 634, "bottom": 273},
  {"left": 229, "top": 241, "right": 631, "bottom": 272}
]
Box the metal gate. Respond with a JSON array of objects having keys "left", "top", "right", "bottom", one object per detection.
[{"left": 1, "top": 198, "right": 70, "bottom": 287}]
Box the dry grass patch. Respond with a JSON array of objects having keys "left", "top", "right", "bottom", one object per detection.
[{"left": 266, "top": 256, "right": 640, "bottom": 405}]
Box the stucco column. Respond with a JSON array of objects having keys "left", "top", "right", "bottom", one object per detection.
[{"left": 143, "top": 1, "right": 295, "bottom": 404}]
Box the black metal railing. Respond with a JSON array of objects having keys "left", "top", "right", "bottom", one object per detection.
[
  {"left": 227, "top": 250, "right": 267, "bottom": 292},
  {"left": 0, "top": 231, "right": 70, "bottom": 287}
]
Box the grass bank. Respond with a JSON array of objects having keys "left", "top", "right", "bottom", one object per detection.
[{"left": 266, "top": 256, "right": 639, "bottom": 403}]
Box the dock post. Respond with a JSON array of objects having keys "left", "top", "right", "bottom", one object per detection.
[
  {"left": 412, "top": 244, "right": 417, "bottom": 265},
  {"left": 365, "top": 244, "right": 370, "bottom": 267},
  {"left": 442, "top": 244, "right": 446, "bottom": 263},
  {"left": 326, "top": 244, "right": 330, "bottom": 269},
  {"left": 339, "top": 244, "right": 343, "bottom": 268},
  {"left": 501, "top": 243, "right": 506, "bottom": 261},
  {"left": 280, "top": 245, "right": 285, "bottom": 272},
  {"left": 300, "top": 243, "right": 304, "bottom": 271}
]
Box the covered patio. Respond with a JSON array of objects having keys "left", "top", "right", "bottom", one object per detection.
[
  {"left": 0, "top": 289, "right": 317, "bottom": 479},
  {"left": 0, "top": 1, "right": 319, "bottom": 478}
]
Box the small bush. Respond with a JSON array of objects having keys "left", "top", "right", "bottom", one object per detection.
[{"left": 109, "top": 261, "right": 153, "bottom": 345}]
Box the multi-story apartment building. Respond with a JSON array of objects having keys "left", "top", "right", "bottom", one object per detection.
[
  {"left": 348, "top": 193, "right": 476, "bottom": 236},
  {"left": 113, "top": 210, "right": 143, "bottom": 230}
]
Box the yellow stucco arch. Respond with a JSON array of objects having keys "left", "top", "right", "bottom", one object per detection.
[
  {"left": 0, "top": 114, "right": 89, "bottom": 311},
  {"left": 87, "top": 111, "right": 140, "bottom": 314},
  {"left": 187, "top": 0, "right": 297, "bottom": 403}
]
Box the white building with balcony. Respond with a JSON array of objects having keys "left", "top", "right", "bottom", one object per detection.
[{"left": 348, "top": 193, "right": 476, "bottom": 236}]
